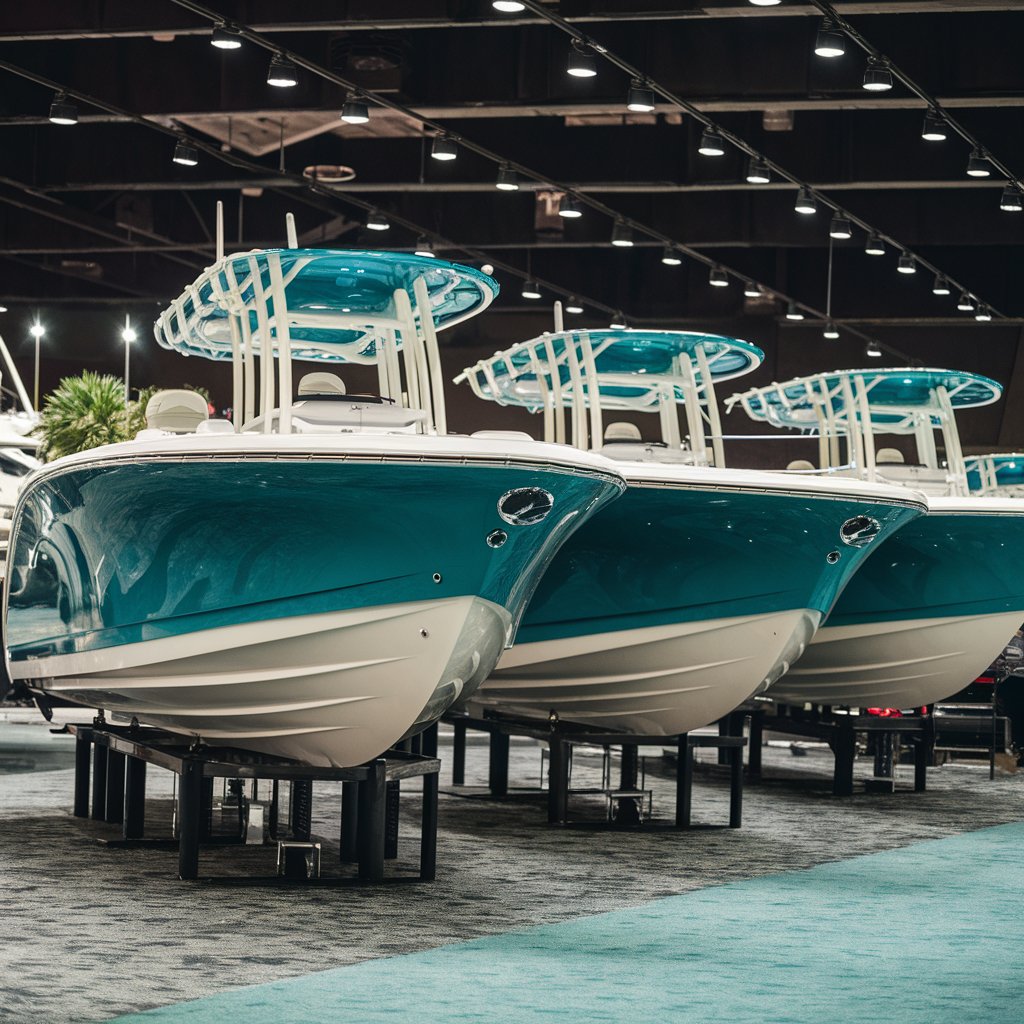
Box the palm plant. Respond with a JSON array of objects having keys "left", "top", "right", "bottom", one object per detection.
[{"left": 37, "top": 372, "right": 134, "bottom": 461}]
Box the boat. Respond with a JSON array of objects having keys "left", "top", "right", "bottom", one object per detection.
[
  {"left": 2, "top": 243, "right": 625, "bottom": 767},
  {"left": 965, "top": 453, "right": 1024, "bottom": 496},
  {"left": 728, "top": 367, "right": 1024, "bottom": 708},
  {"left": 455, "top": 328, "right": 926, "bottom": 735}
]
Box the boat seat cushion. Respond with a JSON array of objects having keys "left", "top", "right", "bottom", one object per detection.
[{"left": 145, "top": 390, "right": 209, "bottom": 433}]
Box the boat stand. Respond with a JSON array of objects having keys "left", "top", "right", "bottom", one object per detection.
[
  {"left": 443, "top": 710, "right": 745, "bottom": 829},
  {"left": 68, "top": 721, "right": 440, "bottom": 884}
]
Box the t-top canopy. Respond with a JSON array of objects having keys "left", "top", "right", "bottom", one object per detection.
[
  {"left": 458, "top": 329, "right": 764, "bottom": 411},
  {"left": 155, "top": 249, "right": 498, "bottom": 363},
  {"left": 965, "top": 453, "right": 1024, "bottom": 493},
  {"left": 728, "top": 368, "right": 1002, "bottom": 433}
]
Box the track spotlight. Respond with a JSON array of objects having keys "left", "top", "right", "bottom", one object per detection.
[
  {"left": 794, "top": 189, "right": 818, "bottom": 215},
  {"left": 743, "top": 282, "right": 763, "bottom": 298},
  {"left": 492, "top": 1, "right": 526, "bottom": 10},
  {"left": 865, "top": 234, "right": 886, "bottom": 256},
  {"left": 932, "top": 275, "right": 951, "bottom": 296},
  {"left": 785, "top": 302, "right": 805, "bottom": 321},
  {"left": 340, "top": 96, "right": 370, "bottom": 124},
  {"left": 567, "top": 39, "right": 597, "bottom": 78},
  {"left": 609, "top": 311, "right": 628, "bottom": 329},
  {"left": 414, "top": 237, "right": 435, "bottom": 258},
  {"left": 829, "top": 213, "right": 853, "bottom": 239},
  {"left": 267, "top": 52, "right": 298, "bottom": 87},
  {"left": 366, "top": 210, "right": 389, "bottom": 231},
  {"left": 748, "top": 0, "right": 782, "bottom": 5},
  {"left": 862, "top": 58, "right": 893, "bottom": 92},
  {"left": 172, "top": 138, "right": 199, "bottom": 167},
  {"left": 48, "top": 92, "right": 78, "bottom": 125},
  {"left": 698, "top": 128, "right": 726, "bottom": 157},
  {"left": 746, "top": 156, "right": 771, "bottom": 184},
  {"left": 897, "top": 252, "right": 916, "bottom": 274},
  {"left": 558, "top": 195, "right": 582, "bottom": 219},
  {"left": 431, "top": 135, "right": 458, "bottom": 161},
  {"left": 521, "top": 279, "right": 542, "bottom": 300},
  {"left": 661, "top": 246, "right": 683, "bottom": 266},
  {"left": 966, "top": 149, "right": 991, "bottom": 178},
  {"left": 957, "top": 292, "right": 976, "bottom": 312},
  {"left": 814, "top": 18, "right": 845, "bottom": 58},
  {"left": 709, "top": 266, "right": 729, "bottom": 287},
  {"left": 210, "top": 25, "right": 242, "bottom": 49},
  {"left": 975, "top": 305, "right": 993, "bottom": 322},
  {"left": 823, "top": 322, "right": 840, "bottom": 339},
  {"left": 626, "top": 79, "right": 656, "bottom": 113},
  {"left": 565, "top": 297, "right": 584, "bottom": 314},
  {"left": 495, "top": 164, "right": 519, "bottom": 191},
  {"left": 921, "top": 108, "right": 948, "bottom": 142},
  {"left": 611, "top": 220, "right": 634, "bottom": 247},
  {"left": 1000, "top": 186, "right": 1023, "bottom": 212},
  {"left": 865, "top": 341, "right": 882, "bottom": 358}
]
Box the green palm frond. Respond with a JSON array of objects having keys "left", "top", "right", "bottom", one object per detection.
[{"left": 37, "top": 372, "right": 134, "bottom": 461}]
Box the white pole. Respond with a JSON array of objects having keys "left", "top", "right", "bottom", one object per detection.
[
  {"left": 123, "top": 314, "right": 131, "bottom": 407},
  {"left": 286, "top": 212, "right": 298, "bottom": 249},
  {"left": 412, "top": 275, "right": 447, "bottom": 435},
  {"left": 553, "top": 300, "right": 564, "bottom": 333},
  {"left": 215, "top": 200, "right": 225, "bottom": 262}
]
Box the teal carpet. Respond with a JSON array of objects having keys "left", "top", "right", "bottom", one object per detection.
[{"left": 113, "top": 822, "right": 1024, "bottom": 1023}]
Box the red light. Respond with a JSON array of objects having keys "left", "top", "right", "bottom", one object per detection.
[
  {"left": 974, "top": 676, "right": 995, "bottom": 685},
  {"left": 866, "top": 707, "right": 903, "bottom": 718}
]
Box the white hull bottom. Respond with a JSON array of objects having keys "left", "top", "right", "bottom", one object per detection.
[
  {"left": 773, "top": 610, "right": 1024, "bottom": 708},
  {"left": 473, "top": 608, "right": 820, "bottom": 736},
  {"left": 17, "top": 596, "right": 509, "bottom": 767}
]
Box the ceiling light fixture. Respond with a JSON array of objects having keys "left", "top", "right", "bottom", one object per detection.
[
  {"left": 921, "top": 108, "right": 948, "bottom": 142},
  {"left": 366, "top": 210, "right": 390, "bottom": 231},
  {"left": 823, "top": 322, "right": 840, "bottom": 339},
  {"left": 743, "top": 281, "right": 763, "bottom": 298},
  {"left": 785, "top": 302, "right": 805, "bottom": 321},
  {"left": 897, "top": 252, "right": 916, "bottom": 274},
  {"left": 966, "top": 149, "right": 991, "bottom": 178},
  {"left": 746, "top": 156, "right": 771, "bottom": 184},
  {"left": 698, "top": 127, "right": 725, "bottom": 157},
  {"left": 862, "top": 57, "right": 893, "bottom": 92},
  {"left": 340, "top": 95, "right": 370, "bottom": 124},
  {"left": 957, "top": 292, "right": 976, "bottom": 312},
  {"left": 661, "top": 246, "right": 683, "bottom": 266},
  {"left": 829, "top": 213, "right": 853, "bottom": 239},
  {"left": 865, "top": 234, "right": 886, "bottom": 256},
  {"left": 865, "top": 341, "right": 882, "bottom": 358},
  {"left": 611, "top": 220, "right": 634, "bottom": 247},
  {"left": 567, "top": 39, "right": 597, "bottom": 78},
  {"left": 431, "top": 134, "right": 458, "bottom": 161},
  {"left": 975, "top": 305, "right": 993, "bottom": 322},
  {"left": 558, "top": 194, "right": 582, "bottom": 218},
  {"left": 48, "top": 92, "right": 78, "bottom": 125},
  {"left": 709, "top": 266, "right": 729, "bottom": 287},
  {"left": 172, "top": 138, "right": 199, "bottom": 166},
  {"left": 609, "top": 311, "right": 628, "bottom": 329},
  {"left": 210, "top": 24, "right": 241, "bottom": 49},
  {"left": 414, "top": 238, "right": 435, "bottom": 258},
  {"left": 626, "top": 79, "right": 656, "bottom": 113},
  {"left": 794, "top": 188, "right": 818, "bottom": 215},
  {"left": 814, "top": 18, "right": 846, "bottom": 58},
  {"left": 748, "top": 0, "right": 782, "bottom": 5},
  {"left": 495, "top": 164, "right": 519, "bottom": 191},
  {"left": 931, "top": 275, "right": 951, "bottom": 296},
  {"left": 492, "top": 1, "right": 526, "bottom": 10},
  {"left": 999, "top": 186, "right": 1023, "bottom": 212},
  {"left": 565, "top": 297, "right": 584, "bottom": 314},
  {"left": 521, "top": 279, "right": 542, "bottom": 300},
  {"left": 266, "top": 52, "right": 299, "bottom": 87}
]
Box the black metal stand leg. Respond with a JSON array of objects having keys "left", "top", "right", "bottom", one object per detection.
[
  {"left": 105, "top": 750, "right": 126, "bottom": 824},
  {"left": 548, "top": 738, "right": 569, "bottom": 824},
  {"left": 340, "top": 780, "right": 359, "bottom": 863},
  {"left": 74, "top": 732, "right": 91, "bottom": 818},
  {"left": 384, "top": 780, "right": 401, "bottom": 860},
  {"left": 914, "top": 738, "right": 929, "bottom": 792},
  {"left": 833, "top": 725, "right": 856, "bottom": 796},
  {"left": 488, "top": 730, "right": 510, "bottom": 798},
  {"left": 357, "top": 759, "right": 387, "bottom": 882},
  {"left": 677, "top": 737, "right": 693, "bottom": 828},
  {"left": 747, "top": 713, "right": 763, "bottom": 778},
  {"left": 420, "top": 772, "right": 438, "bottom": 882},
  {"left": 729, "top": 747, "right": 744, "bottom": 827},
  {"left": 91, "top": 744, "right": 108, "bottom": 820},
  {"left": 123, "top": 757, "right": 147, "bottom": 840},
  {"left": 452, "top": 719, "right": 467, "bottom": 785},
  {"left": 717, "top": 716, "right": 731, "bottom": 765},
  {"left": 177, "top": 759, "right": 202, "bottom": 881},
  {"left": 421, "top": 721, "right": 439, "bottom": 758},
  {"left": 614, "top": 744, "right": 641, "bottom": 827}
]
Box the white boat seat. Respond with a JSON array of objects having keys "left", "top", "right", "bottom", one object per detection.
[
  {"left": 604, "top": 421, "right": 643, "bottom": 442},
  {"left": 298, "top": 372, "right": 346, "bottom": 397},
  {"left": 196, "top": 419, "right": 235, "bottom": 434},
  {"left": 876, "top": 447, "right": 905, "bottom": 464},
  {"left": 145, "top": 390, "right": 209, "bottom": 433},
  {"left": 786, "top": 459, "right": 816, "bottom": 471}
]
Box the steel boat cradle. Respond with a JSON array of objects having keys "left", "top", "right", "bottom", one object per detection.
[
  {"left": 455, "top": 322, "right": 926, "bottom": 735},
  {"left": 2, "top": 225, "right": 625, "bottom": 768},
  {"left": 728, "top": 367, "right": 1024, "bottom": 708}
]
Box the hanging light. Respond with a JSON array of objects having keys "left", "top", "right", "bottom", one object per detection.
[
  {"left": 794, "top": 188, "right": 817, "bottom": 215},
  {"left": 957, "top": 292, "right": 976, "bottom": 311},
  {"left": 567, "top": 39, "right": 597, "bottom": 78},
  {"left": 829, "top": 213, "right": 853, "bottom": 239},
  {"left": 626, "top": 79, "right": 656, "bottom": 113},
  {"left": 814, "top": 18, "right": 845, "bottom": 58},
  {"left": 865, "top": 234, "right": 886, "bottom": 256},
  {"left": 975, "top": 305, "right": 993, "bottom": 322},
  {"left": 431, "top": 134, "right": 458, "bottom": 161},
  {"left": 521, "top": 279, "right": 542, "bottom": 300},
  {"left": 748, "top": 0, "right": 782, "bottom": 5},
  {"left": 743, "top": 281, "right": 763, "bottom": 298},
  {"left": 492, "top": 1, "right": 526, "bottom": 10},
  {"left": 999, "top": 186, "right": 1023, "bottom": 212},
  {"left": 172, "top": 138, "right": 199, "bottom": 167},
  {"left": 661, "top": 246, "right": 682, "bottom": 266},
  {"left": 698, "top": 127, "right": 725, "bottom": 157},
  {"left": 609, "top": 311, "right": 628, "bottom": 329},
  {"left": 211, "top": 24, "right": 242, "bottom": 49},
  {"left": 709, "top": 266, "right": 729, "bottom": 287},
  {"left": 932, "top": 274, "right": 951, "bottom": 295},
  {"left": 611, "top": 220, "right": 634, "bottom": 247},
  {"left": 565, "top": 297, "right": 584, "bottom": 314},
  {"left": 823, "top": 322, "right": 840, "bottom": 339},
  {"left": 0, "top": 305, "right": 7, "bottom": 313},
  {"left": 414, "top": 237, "right": 435, "bottom": 258},
  {"left": 746, "top": 156, "right": 771, "bottom": 184},
  {"left": 340, "top": 96, "right": 370, "bottom": 124},
  {"left": 865, "top": 341, "right": 882, "bottom": 358},
  {"left": 966, "top": 149, "right": 991, "bottom": 178},
  {"left": 366, "top": 210, "right": 390, "bottom": 231},
  {"left": 495, "top": 164, "right": 519, "bottom": 191},
  {"left": 862, "top": 58, "right": 893, "bottom": 92},
  {"left": 267, "top": 52, "right": 299, "bottom": 87},
  {"left": 785, "top": 302, "right": 805, "bottom": 321},
  {"left": 48, "top": 92, "right": 78, "bottom": 125},
  {"left": 921, "top": 108, "right": 948, "bottom": 142},
  {"left": 897, "top": 252, "right": 916, "bottom": 274},
  {"left": 558, "top": 194, "right": 582, "bottom": 218}
]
